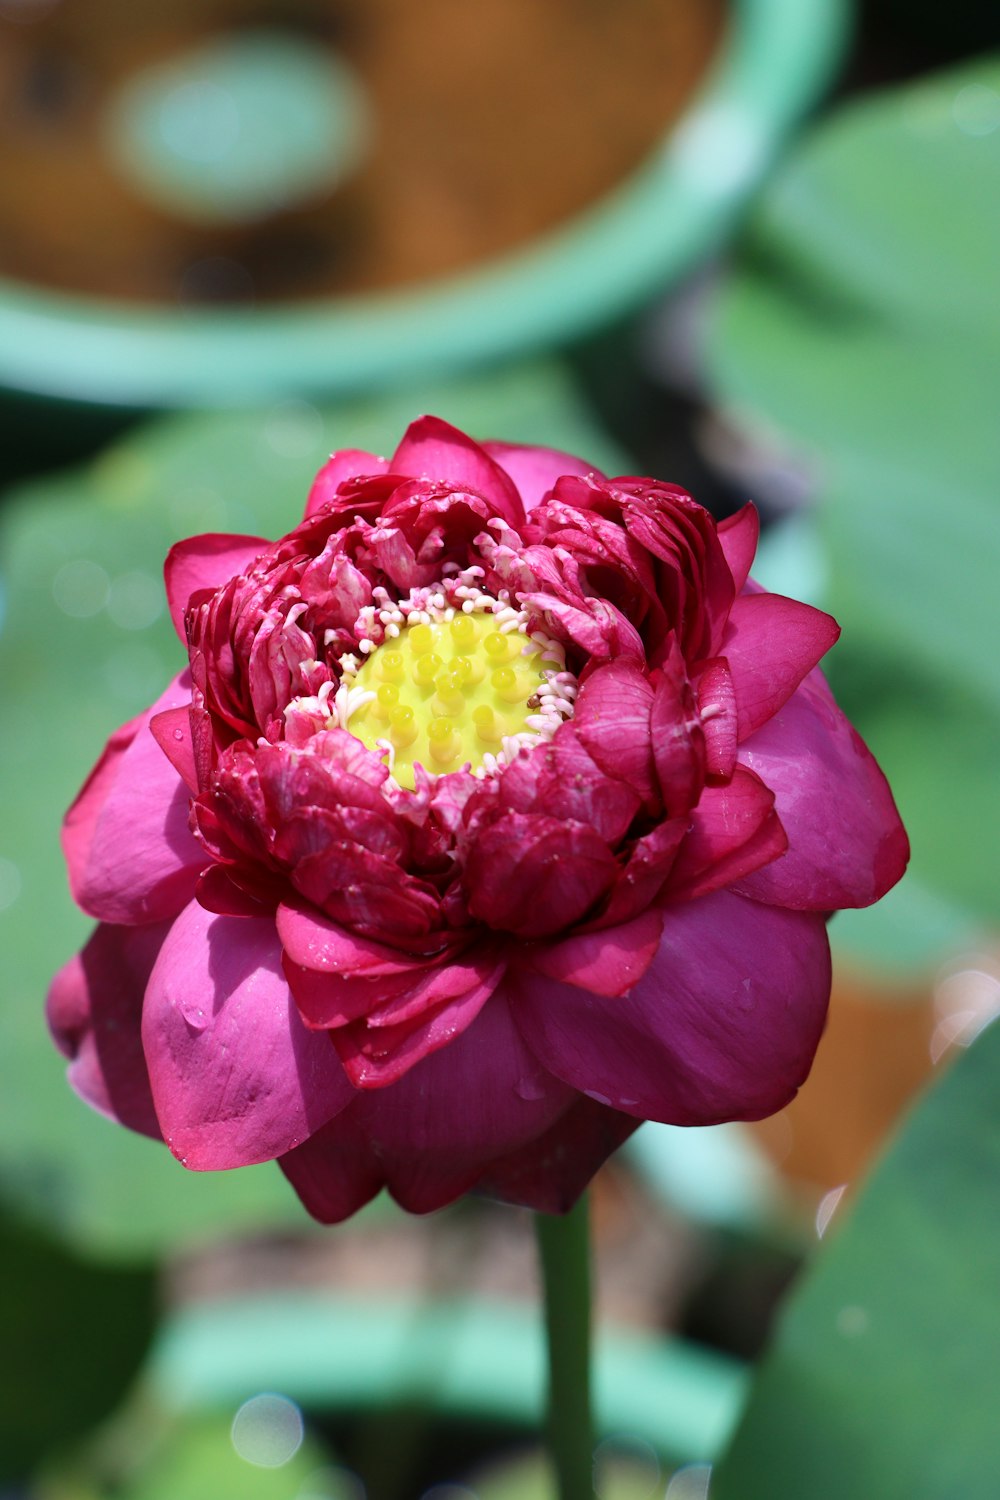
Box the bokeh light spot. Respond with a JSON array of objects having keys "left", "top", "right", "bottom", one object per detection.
[
  {"left": 230, "top": 1392, "right": 304, "bottom": 1468},
  {"left": 665, "top": 1463, "right": 712, "bottom": 1499},
  {"left": 952, "top": 83, "right": 1000, "bottom": 137},
  {"left": 52, "top": 559, "right": 110, "bottom": 619},
  {"left": 107, "top": 570, "right": 163, "bottom": 631},
  {"left": 836, "top": 1304, "right": 870, "bottom": 1338},
  {"left": 0, "top": 857, "right": 23, "bottom": 913},
  {"left": 815, "top": 1183, "right": 848, "bottom": 1239},
  {"left": 594, "top": 1433, "right": 661, "bottom": 1498}
]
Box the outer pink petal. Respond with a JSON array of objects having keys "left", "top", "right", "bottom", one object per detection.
[
  {"left": 483, "top": 440, "right": 604, "bottom": 513},
  {"left": 281, "top": 990, "right": 575, "bottom": 1221},
  {"left": 164, "top": 533, "right": 267, "bottom": 643},
  {"left": 717, "top": 504, "right": 760, "bottom": 592},
  {"left": 663, "top": 768, "right": 787, "bottom": 902},
  {"left": 510, "top": 891, "right": 831, "bottom": 1126},
  {"left": 304, "top": 450, "right": 388, "bottom": 517},
  {"left": 518, "top": 909, "right": 664, "bottom": 998},
  {"left": 735, "top": 669, "right": 910, "bottom": 909},
  {"left": 142, "top": 901, "right": 354, "bottom": 1169},
  {"left": 391, "top": 416, "right": 524, "bottom": 525},
  {"left": 722, "top": 592, "right": 841, "bottom": 740},
  {"left": 46, "top": 921, "right": 169, "bottom": 1138},
  {"left": 278, "top": 1105, "right": 386, "bottom": 1223},
  {"left": 65, "top": 672, "right": 204, "bottom": 925},
  {"left": 476, "top": 1097, "right": 640, "bottom": 1214},
  {"left": 62, "top": 712, "right": 142, "bottom": 900}
]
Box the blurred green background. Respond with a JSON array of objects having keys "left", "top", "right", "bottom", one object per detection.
[{"left": 1, "top": 1, "right": 999, "bottom": 1495}]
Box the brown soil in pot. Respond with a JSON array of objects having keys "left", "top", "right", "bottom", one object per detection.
[{"left": 0, "top": 0, "right": 724, "bottom": 305}]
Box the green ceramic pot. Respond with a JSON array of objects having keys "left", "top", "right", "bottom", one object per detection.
[{"left": 0, "top": 0, "right": 848, "bottom": 411}]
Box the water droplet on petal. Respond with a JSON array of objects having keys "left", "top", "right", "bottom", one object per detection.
[
  {"left": 181, "top": 999, "right": 209, "bottom": 1031},
  {"left": 515, "top": 1074, "right": 546, "bottom": 1102}
]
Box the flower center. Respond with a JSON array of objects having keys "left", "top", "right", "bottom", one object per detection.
[{"left": 344, "top": 602, "right": 573, "bottom": 787}]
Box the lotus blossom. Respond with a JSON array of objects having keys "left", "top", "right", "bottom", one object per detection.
[{"left": 47, "top": 417, "right": 908, "bottom": 1221}]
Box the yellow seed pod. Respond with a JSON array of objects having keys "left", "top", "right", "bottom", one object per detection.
[
  {"left": 491, "top": 666, "right": 525, "bottom": 703},
  {"left": 454, "top": 653, "right": 485, "bottom": 687},
  {"left": 412, "top": 651, "right": 444, "bottom": 688},
  {"left": 450, "top": 614, "right": 477, "bottom": 649},
  {"left": 378, "top": 649, "right": 405, "bottom": 682},
  {"left": 390, "top": 705, "right": 417, "bottom": 747},
  {"left": 408, "top": 623, "right": 436, "bottom": 656},
  {"left": 473, "top": 704, "right": 501, "bottom": 743},
  {"left": 427, "top": 716, "right": 459, "bottom": 764},
  {"left": 483, "top": 631, "right": 513, "bottom": 662},
  {"left": 434, "top": 668, "right": 466, "bottom": 709}
]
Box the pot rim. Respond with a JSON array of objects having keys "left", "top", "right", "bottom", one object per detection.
[{"left": 0, "top": 0, "right": 849, "bottom": 408}]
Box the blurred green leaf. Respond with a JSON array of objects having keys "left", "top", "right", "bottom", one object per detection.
[
  {"left": 728, "top": 57, "right": 1000, "bottom": 340},
  {"left": 151, "top": 1292, "right": 745, "bottom": 1465},
  {"left": 0, "top": 364, "right": 625, "bottom": 1256},
  {"left": 712, "top": 1018, "right": 1000, "bottom": 1499},
  {"left": 704, "top": 57, "right": 1000, "bottom": 956},
  {"left": 39, "top": 1408, "right": 344, "bottom": 1500},
  {"left": 0, "top": 1216, "right": 156, "bottom": 1483}
]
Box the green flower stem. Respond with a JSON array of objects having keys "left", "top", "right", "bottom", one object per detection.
[{"left": 534, "top": 1193, "right": 596, "bottom": 1500}]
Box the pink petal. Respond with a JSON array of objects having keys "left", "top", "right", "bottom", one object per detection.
[
  {"left": 286, "top": 941, "right": 500, "bottom": 1032},
  {"left": 597, "top": 819, "right": 687, "bottom": 927},
  {"left": 276, "top": 899, "right": 449, "bottom": 977},
  {"left": 142, "top": 901, "right": 354, "bottom": 1169},
  {"left": 510, "top": 891, "right": 831, "bottom": 1126},
  {"left": 282, "top": 990, "right": 575, "bottom": 1220},
  {"left": 483, "top": 440, "right": 604, "bottom": 513},
  {"left": 149, "top": 706, "right": 198, "bottom": 792},
  {"left": 283, "top": 962, "right": 418, "bottom": 1028},
  {"left": 66, "top": 673, "right": 204, "bottom": 925},
  {"left": 498, "top": 726, "right": 640, "bottom": 845},
  {"left": 735, "top": 669, "right": 910, "bottom": 909},
  {"left": 476, "top": 1097, "right": 640, "bottom": 1214},
  {"left": 278, "top": 1105, "right": 386, "bottom": 1223},
  {"left": 651, "top": 642, "right": 706, "bottom": 817},
  {"left": 330, "top": 955, "right": 505, "bottom": 1088},
  {"left": 391, "top": 416, "right": 524, "bottom": 525},
  {"left": 717, "top": 504, "right": 760, "bottom": 592},
  {"left": 46, "top": 921, "right": 169, "bottom": 1138},
  {"left": 164, "top": 533, "right": 267, "bottom": 643},
  {"left": 196, "top": 864, "right": 273, "bottom": 917},
  {"left": 664, "top": 768, "right": 787, "bottom": 902},
  {"left": 62, "top": 713, "right": 142, "bottom": 901},
  {"left": 519, "top": 909, "right": 664, "bottom": 998},
  {"left": 572, "top": 659, "right": 659, "bottom": 811},
  {"left": 464, "top": 813, "right": 619, "bottom": 939},
  {"left": 304, "top": 450, "right": 388, "bottom": 517},
  {"left": 722, "top": 593, "right": 841, "bottom": 740},
  {"left": 696, "top": 657, "right": 738, "bottom": 779}
]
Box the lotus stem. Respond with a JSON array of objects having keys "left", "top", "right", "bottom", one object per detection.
[{"left": 534, "top": 1192, "right": 596, "bottom": 1500}]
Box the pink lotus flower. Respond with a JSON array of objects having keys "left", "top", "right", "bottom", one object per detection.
[{"left": 47, "top": 417, "right": 907, "bottom": 1221}]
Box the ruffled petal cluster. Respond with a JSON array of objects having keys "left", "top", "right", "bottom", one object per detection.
[{"left": 48, "top": 417, "right": 908, "bottom": 1220}]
